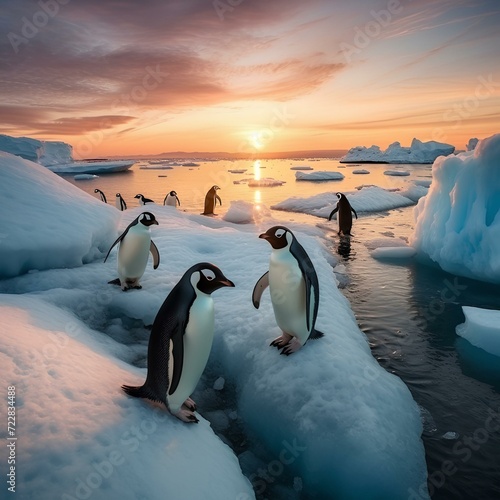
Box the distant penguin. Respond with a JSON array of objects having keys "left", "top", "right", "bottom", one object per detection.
[
  {"left": 328, "top": 192, "right": 357, "bottom": 236},
  {"left": 253, "top": 226, "right": 324, "bottom": 355},
  {"left": 94, "top": 189, "right": 107, "bottom": 203},
  {"left": 115, "top": 193, "right": 127, "bottom": 211},
  {"left": 202, "top": 185, "right": 222, "bottom": 215},
  {"left": 135, "top": 194, "right": 155, "bottom": 205},
  {"left": 104, "top": 212, "right": 160, "bottom": 291},
  {"left": 122, "top": 262, "right": 235, "bottom": 422},
  {"left": 164, "top": 190, "right": 180, "bottom": 207}
]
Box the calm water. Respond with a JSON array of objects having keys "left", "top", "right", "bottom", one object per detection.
[{"left": 66, "top": 159, "right": 500, "bottom": 499}]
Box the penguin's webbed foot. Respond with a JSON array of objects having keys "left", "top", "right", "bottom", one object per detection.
[
  {"left": 183, "top": 398, "right": 197, "bottom": 411},
  {"left": 133, "top": 285, "right": 142, "bottom": 290},
  {"left": 280, "top": 337, "right": 303, "bottom": 356},
  {"left": 270, "top": 332, "right": 292, "bottom": 349},
  {"left": 172, "top": 408, "right": 199, "bottom": 423}
]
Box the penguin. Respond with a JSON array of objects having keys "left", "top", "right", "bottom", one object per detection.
[
  {"left": 328, "top": 192, "right": 357, "bottom": 236},
  {"left": 115, "top": 193, "right": 127, "bottom": 211},
  {"left": 122, "top": 262, "right": 235, "bottom": 423},
  {"left": 163, "top": 190, "right": 181, "bottom": 207},
  {"left": 201, "top": 185, "right": 222, "bottom": 215},
  {"left": 252, "top": 226, "right": 324, "bottom": 355},
  {"left": 104, "top": 212, "right": 160, "bottom": 291},
  {"left": 94, "top": 189, "right": 107, "bottom": 203},
  {"left": 135, "top": 194, "right": 155, "bottom": 205}
]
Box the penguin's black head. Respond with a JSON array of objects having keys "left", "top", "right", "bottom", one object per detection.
[
  {"left": 116, "top": 193, "right": 121, "bottom": 197},
  {"left": 336, "top": 192, "right": 343, "bottom": 200},
  {"left": 94, "top": 189, "right": 100, "bottom": 193},
  {"left": 134, "top": 194, "right": 143, "bottom": 199},
  {"left": 170, "top": 190, "right": 177, "bottom": 196},
  {"left": 212, "top": 185, "right": 220, "bottom": 191},
  {"left": 259, "top": 226, "right": 291, "bottom": 250},
  {"left": 189, "top": 262, "right": 235, "bottom": 294},
  {"left": 139, "top": 212, "right": 158, "bottom": 226}
]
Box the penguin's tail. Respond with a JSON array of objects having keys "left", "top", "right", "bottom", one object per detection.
[
  {"left": 309, "top": 329, "right": 325, "bottom": 340},
  {"left": 121, "top": 384, "right": 161, "bottom": 403},
  {"left": 108, "top": 278, "right": 121, "bottom": 286}
]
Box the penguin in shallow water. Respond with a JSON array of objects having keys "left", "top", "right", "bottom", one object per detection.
[
  {"left": 115, "top": 193, "right": 127, "bottom": 211},
  {"left": 94, "top": 189, "right": 107, "bottom": 203},
  {"left": 328, "top": 192, "right": 357, "bottom": 236},
  {"left": 104, "top": 212, "right": 160, "bottom": 291},
  {"left": 122, "top": 262, "right": 235, "bottom": 423},
  {"left": 253, "top": 226, "right": 324, "bottom": 355},
  {"left": 135, "top": 194, "right": 155, "bottom": 206},
  {"left": 201, "top": 185, "right": 221, "bottom": 215},
  {"left": 164, "top": 190, "right": 180, "bottom": 207}
]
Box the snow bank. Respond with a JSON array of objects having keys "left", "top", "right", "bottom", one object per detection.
[
  {"left": 0, "top": 294, "right": 253, "bottom": 500},
  {"left": 341, "top": 138, "right": 454, "bottom": 164},
  {"left": 272, "top": 186, "right": 414, "bottom": 219},
  {"left": 411, "top": 134, "right": 500, "bottom": 283},
  {"left": 467, "top": 138, "right": 479, "bottom": 151},
  {"left": 222, "top": 200, "right": 269, "bottom": 224},
  {"left": 0, "top": 152, "right": 120, "bottom": 279},
  {"left": 384, "top": 169, "right": 410, "bottom": 176},
  {"left": 295, "top": 171, "right": 344, "bottom": 181},
  {"left": 0, "top": 204, "right": 429, "bottom": 499},
  {"left": 47, "top": 160, "right": 135, "bottom": 174},
  {"left": 456, "top": 306, "right": 500, "bottom": 357}
]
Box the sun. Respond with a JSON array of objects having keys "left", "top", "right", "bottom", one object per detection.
[{"left": 249, "top": 131, "right": 264, "bottom": 150}]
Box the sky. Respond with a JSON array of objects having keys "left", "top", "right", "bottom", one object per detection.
[{"left": 1, "top": 0, "right": 499, "bottom": 157}]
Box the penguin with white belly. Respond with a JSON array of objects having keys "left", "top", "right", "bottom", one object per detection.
[
  {"left": 115, "top": 193, "right": 127, "bottom": 211},
  {"left": 122, "top": 263, "right": 235, "bottom": 423},
  {"left": 104, "top": 212, "right": 160, "bottom": 291},
  {"left": 163, "top": 190, "right": 180, "bottom": 207},
  {"left": 135, "top": 194, "right": 155, "bottom": 206},
  {"left": 253, "top": 226, "right": 324, "bottom": 355}
]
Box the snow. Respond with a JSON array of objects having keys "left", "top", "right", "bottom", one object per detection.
[
  {"left": 400, "top": 183, "right": 429, "bottom": 202},
  {"left": 295, "top": 171, "right": 344, "bottom": 181},
  {"left": 456, "top": 306, "right": 500, "bottom": 357},
  {"left": 0, "top": 294, "right": 253, "bottom": 500},
  {"left": 411, "top": 133, "right": 500, "bottom": 283},
  {"left": 353, "top": 169, "right": 370, "bottom": 174},
  {"left": 0, "top": 187, "right": 429, "bottom": 498},
  {"left": 74, "top": 174, "right": 99, "bottom": 180},
  {"left": 47, "top": 160, "right": 135, "bottom": 175},
  {"left": 467, "top": 138, "right": 479, "bottom": 151},
  {"left": 0, "top": 152, "right": 120, "bottom": 279},
  {"left": 384, "top": 170, "right": 410, "bottom": 176},
  {"left": 222, "top": 200, "right": 270, "bottom": 224},
  {"left": 341, "top": 138, "right": 455, "bottom": 164},
  {"left": 272, "top": 186, "right": 414, "bottom": 219}
]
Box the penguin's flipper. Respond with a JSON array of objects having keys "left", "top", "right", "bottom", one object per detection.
[
  {"left": 103, "top": 218, "right": 139, "bottom": 262},
  {"left": 352, "top": 207, "right": 358, "bottom": 219},
  {"left": 168, "top": 328, "right": 184, "bottom": 396},
  {"left": 252, "top": 271, "right": 269, "bottom": 308},
  {"left": 176, "top": 196, "right": 181, "bottom": 206},
  {"left": 216, "top": 194, "right": 222, "bottom": 206},
  {"left": 163, "top": 195, "right": 168, "bottom": 205},
  {"left": 150, "top": 240, "right": 160, "bottom": 269},
  {"left": 328, "top": 206, "right": 339, "bottom": 221}
]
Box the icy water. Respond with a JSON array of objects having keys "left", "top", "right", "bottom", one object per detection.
[{"left": 66, "top": 159, "right": 500, "bottom": 499}]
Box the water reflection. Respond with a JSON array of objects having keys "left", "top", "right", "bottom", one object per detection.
[
  {"left": 253, "top": 159, "right": 261, "bottom": 181},
  {"left": 337, "top": 234, "right": 352, "bottom": 258}
]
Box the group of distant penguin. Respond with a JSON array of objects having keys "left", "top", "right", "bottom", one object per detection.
[
  {"left": 94, "top": 185, "right": 222, "bottom": 216},
  {"left": 99, "top": 186, "right": 357, "bottom": 423}
]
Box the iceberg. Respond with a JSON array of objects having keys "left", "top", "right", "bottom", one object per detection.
[
  {"left": 341, "top": 138, "right": 455, "bottom": 164},
  {"left": 456, "top": 306, "right": 500, "bottom": 357},
  {"left": 0, "top": 186, "right": 429, "bottom": 498},
  {"left": 411, "top": 134, "right": 500, "bottom": 283},
  {"left": 0, "top": 152, "right": 120, "bottom": 279},
  {"left": 0, "top": 134, "right": 134, "bottom": 174}
]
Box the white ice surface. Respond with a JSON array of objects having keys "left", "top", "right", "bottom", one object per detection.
[
  {"left": 222, "top": 200, "right": 270, "bottom": 224},
  {"left": 272, "top": 186, "right": 414, "bottom": 219},
  {"left": 295, "top": 171, "right": 344, "bottom": 181},
  {"left": 0, "top": 198, "right": 429, "bottom": 499},
  {"left": 456, "top": 306, "right": 500, "bottom": 357},
  {"left": 0, "top": 294, "right": 253, "bottom": 500},
  {"left": 0, "top": 152, "right": 120, "bottom": 279},
  {"left": 411, "top": 133, "right": 500, "bottom": 283}
]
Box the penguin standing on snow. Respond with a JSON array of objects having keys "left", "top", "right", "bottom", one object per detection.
[
  {"left": 94, "top": 189, "right": 107, "bottom": 203},
  {"left": 201, "top": 185, "right": 221, "bottom": 215},
  {"left": 163, "top": 190, "right": 181, "bottom": 207},
  {"left": 115, "top": 193, "right": 127, "bottom": 211},
  {"left": 104, "top": 212, "right": 160, "bottom": 291},
  {"left": 135, "top": 194, "right": 155, "bottom": 206},
  {"left": 253, "top": 226, "right": 324, "bottom": 355},
  {"left": 122, "top": 263, "right": 235, "bottom": 423},
  {"left": 328, "top": 192, "right": 357, "bottom": 236}
]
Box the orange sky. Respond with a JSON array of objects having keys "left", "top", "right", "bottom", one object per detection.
[{"left": 1, "top": 0, "right": 499, "bottom": 157}]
